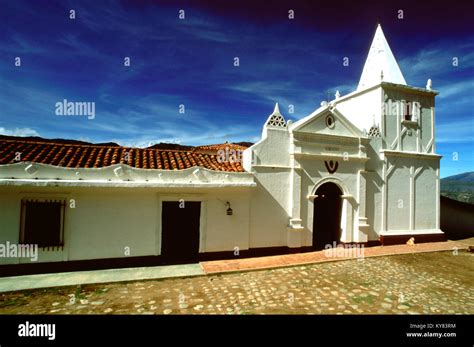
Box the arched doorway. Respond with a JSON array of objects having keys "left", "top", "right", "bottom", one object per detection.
[{"left": 313, "top": 182, "right": 343, "bottom": 250}]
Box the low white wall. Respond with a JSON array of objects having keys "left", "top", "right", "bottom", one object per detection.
[
  {"left": 385, "top": 156, "right": 439, "bottom": 232},
  {"left": 67, "top": 191, "right": 157, "bottom": 261},
  {"left": 248, "top": 169, "right": 290, "bottom": 248},
  {"left": 0, "top": 186, "right": 252, "bottom": 265},
  {"left": 0, "top": 191, "right": 21, "bottom": 265}
]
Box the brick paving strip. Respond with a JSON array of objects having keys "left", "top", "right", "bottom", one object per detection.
[
  {"left": 200, "top": 240, "right": 472, "bottom": 274},
  {"left": 0, "top": 239, "right": 471, "bottom": 294}
]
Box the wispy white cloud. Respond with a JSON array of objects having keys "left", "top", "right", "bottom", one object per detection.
[
  {"left": 225, "top": 80, "right": 328, "bottom": 121},
  {"left": 56, "top": 34, "right": 110, "bottom": 61},
  {"left": 178, "top": 16, "right": 235, "bottom": 43},
  {"left": 188, "top": 29, "right": 233, "bottom": 43},
  {"left": 399, "top": 42, "right": 474, "bottom": 83},
  {"left": 437, "top": 80, "right": 474, "bottom": 99},
  {"left": 0, "top": 81, "right": 62, "bottom": 120},
  {"left": 0, "top": 127, "right": 40, "bottom": 137},
  {"left": 0, "top": 33, "right": 49, "bottom": 54},
  {"left": 110, "top": 122, "right": 257, "bottom": 148},
  {"left": 436, "top": 119, "right": 474, "bottom": 143},
  {"left": 68, "top": 0, "right": 153, "bottom": 37},
  {"left": 226, "top": 81, "right": 313, "bottom": 106}
]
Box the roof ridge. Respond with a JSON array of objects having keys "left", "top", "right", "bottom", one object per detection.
[{"left": 0, "top": 138, "right": 242, "bottom": 153}]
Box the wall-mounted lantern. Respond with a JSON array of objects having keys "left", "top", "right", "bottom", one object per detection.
[{"left": 226, "top": 201, "right": 233, "bottom": 216}]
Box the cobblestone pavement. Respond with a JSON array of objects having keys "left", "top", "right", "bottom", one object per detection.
[{"left": 1, "top": 251, "right": 473, "bottom": 315}]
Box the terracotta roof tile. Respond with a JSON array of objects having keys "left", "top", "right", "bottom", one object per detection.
[{"left": 0, "top": 137, "right": 248, "bottom": 172}]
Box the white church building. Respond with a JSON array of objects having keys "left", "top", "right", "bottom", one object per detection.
[{"left": 0, "top": 25, "right": 444, "bottom": 271}]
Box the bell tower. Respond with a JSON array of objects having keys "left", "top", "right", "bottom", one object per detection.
[{"left": 334, "top": 24, "right": 438, "bottom": 155}]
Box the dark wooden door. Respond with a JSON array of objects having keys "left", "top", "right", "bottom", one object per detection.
[
  {"left": 313, "top": 183, "right": 343, "bottom": 250},
  {"left": 161, "top": 201, "right": 201, "bottom": 264}
]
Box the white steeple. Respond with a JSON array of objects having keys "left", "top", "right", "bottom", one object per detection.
[{"left": 357, "top": 24, "right": 407, "bottom": 90}]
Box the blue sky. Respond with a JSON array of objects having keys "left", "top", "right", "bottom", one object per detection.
[{"left": 0, "top": 0, "right": 472, "bottom": 177}]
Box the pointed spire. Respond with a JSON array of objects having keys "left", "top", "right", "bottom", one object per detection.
[
  {"left": 357, "top": 24, "right": 407, "bottom": 90},
  {"left": 273, "top": 102, "right": 280, "bottom": 114},
  {"left": 335, "top": 90, "right": 341, "bottom": 99}
]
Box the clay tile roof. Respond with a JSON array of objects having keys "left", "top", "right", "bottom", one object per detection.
[
  {"left": 193, "top": 142, "right": 248, "bottom": 153},
  {"left": 0, "top": 136, "right": 250, "bottom": 173}
]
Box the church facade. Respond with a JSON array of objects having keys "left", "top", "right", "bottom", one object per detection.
[
  {"left": 245, "top": 25, "right": 443, "bottom": 249},
  {"left": 0, "top": 25, "right": 444, "bottom": 270}
]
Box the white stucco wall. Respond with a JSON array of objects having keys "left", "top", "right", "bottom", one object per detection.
[
  {"left": 67, "top": 190, "right": 157, "bottom": 260},
  {"left": 0, "top": 185, "right": 253, "bottom": 264},
  {"left": 414, "top": 165, "right": 437, "bottom": 230},
  {"left": 248, "top": 169, "right": 290, "bottom": 248},
  {"left": 247, "top": 128, "right": 290, "bottom": 168},
  {"left": 334, "top": 86, "right": 382, "bottom": 133},
  {"left": 386, "top": 162, "right": 411, "bottom": 231},
  {"left": 191, "top": 190, "right": 251, "bottom": 252},
  {"left": 0, "top": 191, "right": 21, "bottom": 265},
  {"left": 382, "top": 154, "right": 440, "bottom": 235}
]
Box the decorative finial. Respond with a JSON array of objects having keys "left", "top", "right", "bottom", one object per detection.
[
  {"left": 265, "top": 103, "right": 287, "bottom": 128},
  {"left": 426, "top": 78, "right": 432, "bottom": 90},
  {"left": 335, "top": 90, "right": 341, "bottom": 99},
  {"left": 273, "top": 102, "right": 280, "bottom": 114}
]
